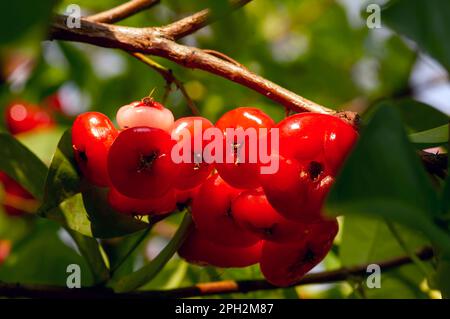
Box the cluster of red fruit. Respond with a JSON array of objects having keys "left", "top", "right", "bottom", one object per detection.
[
  {"left": 1, "top": 101, "right": 56, "bottom": 217},
  {"left": 72, "top": 98, "right": 357, "bottom": 287}
]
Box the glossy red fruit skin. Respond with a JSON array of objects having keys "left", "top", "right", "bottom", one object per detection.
[
  {"left": 0, "top": 172, "right": 34, "bottom": 216},
  {"left": 72, "top": 112, "right": 118, "bottom": 187},
  {"left": 260, "top": 154, "right": 335, "bottom": 222},
  {"left": 260, "top": 114, "right": 357, "bottom": 222},
  {"left": 5, "top": 101, "right": 54, "bottom": 135},
  {"left": 171, "top": 117, "right": 214, "bottom": 190},
  {"left": 260, "top": 219, "right": 338, "bottom": 287},
  {"left": 191, "top": 173, "right": 259, "bottom": 247},
  {"left": 215, "top": 107, "right": 275, "bottom": 189},
  {"left": 107, "top": 187, "right": 176, "bottom": 216},
  {"left": 175, "top": 186, "right": 200, "bottom": 209},
  {"left": 178, "top": 229, "right": 262, "bottom": 268},
  {"left": 276, "top": 113, "right": 357, "bottom": 174},
  {"left": 231, "top": 188, "right": 313, "bottom": 243},
  {"left": 108, "top": 127, "right": 178, "bottom": 199}
]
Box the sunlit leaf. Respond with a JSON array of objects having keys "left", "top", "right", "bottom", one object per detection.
[
  {"left": 326, "top": 104, "right": 450, "bottom": 253},
  {"left": 383, "top": 0, "right": 450, "bottom": 71}
]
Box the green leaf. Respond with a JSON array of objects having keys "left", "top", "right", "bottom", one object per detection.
[
  {"left": 0, "top": 132, "right": 108, "bottom": 284},
  {"left": 0, "top": 0, "right": 57, "bottom": 45},
  {"left": 340, "top": 216, "right": 432, "bottom": 298},
  {"left": 409, "top": 124, "right": 449, "bottom": 145},
  {"left": 0, "top": 133, "right": 47, "bottom": 200},
  {"left": 38, "top": 129, "right": 81, "bottom": 217},
  {"left": 111, "top": 213, "right": 193, "bottom": 293},
  {"left": 387, "top": 100, "right": 448, "bottom": 133},
  {"left": 55, "top": 194, "right": 93, "bottom": 236},
  {"left": 340, "top": 216, "right": 429, "bottom": 267},
  {"left": 438, "top": 170, "right": 450, "bottom": 232},
  {"left": 326, "top": 104, "right": 450, "bottom": 253},
  {"left": 0, "top": 219, "right": 94, "bottom": 286},
  {"left": 17, "top": 128, "right": 65, "bottom": 165},
  {"left": 383, "top": 0, "right": 450, "bottom": 71},
  {"left": 82, "top": 186, "right": 149, "bottom": 238},
  {"left": 362, "top": 266, "right": 430, "bottom": 299},
  {"left": 433, "top": 256, "right": 450, "bottom": 298},
  {"left": 104, "top": 228, "right": 151, "bottom": 278},
  {"left": 38, "top": 129, "right": 148, "bottom": 238},
  {"left": 66, "top": 229, "right": 110, "bottom": 284}
]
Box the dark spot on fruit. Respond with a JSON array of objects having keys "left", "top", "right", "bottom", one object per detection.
[
  {"left": 176, "top": 200, "right": 191, "bottom": 211},
  {"left": 137, "top": 151, "right": 158, "bottom": 173},
  {"left": 79, "top": 150, "right": 88, "bottom": 162},
  {"left": 226, "top": 205, "right": 234, "bottom": 219},
  {"left": 308, "top": 161, "right": 324, "bottom": 180},
  {"left": 302, "top": 247, "right": 316, "bottom": 263},
  {"left": 287, "top": 246, "right": 316, "bottom": 274},
  {"left": 263, "top": 226, "right": 275, "bottom": 236}
]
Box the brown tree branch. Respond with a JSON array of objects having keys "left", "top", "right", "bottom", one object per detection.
[
  {"left": 86, "top": 0, "right": 160, "bottom": 24},
  {"left": 0, "top": 247, "right": 433, "bottom": 299},
  {"left": 49, "top": 16, "right": 355, "bottom": 123},
  {"left": 129, "top": 52, "right": 200, "bottom": 115},
  {"left": 202, "top": 49, "right": 246, "bottom": 68}
]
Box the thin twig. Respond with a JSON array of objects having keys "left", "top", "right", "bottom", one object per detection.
[
  {"left": 161, "top": 0, "right": 253, "bottom": 40},
  {"left": 130, "top": 52, "right": 200, "bottom": 115},
  {"left": 49, "top": 16, "right": 346, "bottom": 119},
  {"left": 0, "top": 247, "right": 433, "bottom": 299},
  {"left": 87, "top": 0, "right": 160, "bottom": 24}
]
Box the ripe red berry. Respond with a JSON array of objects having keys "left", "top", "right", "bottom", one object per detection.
[
  {"left": 178, "top": 229, "right": 262, "bottom": 268},
  {"left": 5, "top": 101, "right": 54, "bottom": 135},
  {"left": 72, "top": 112, "right": 118, "bottom": 187},
  {"left": 276, "top": 113, "right": 357, "bottom": 174},
  {"left": 215, "top": 107, "right": 275, "bottom": 189},
  {"left": 191, "top": 173, "right": 259, "bottom": 247},
  {"left": 260, "top": 219, "right": 338, "bottom": 287},
  {"left": 0, "top": 172, "right": 34, "bottom": 216},
  {"left": 260, "top": 113, "right": 357, "bottom": 222},
  {"left": 108, "top": 127, "right": 178, "bottom": 199},
  {"left": 107, "top": 187, "right": 176, "bottom": 216},
  {"left": 260, "top": 154, "right": 335, "bottom": 222},
  {"left": 231, "top": 188, "right": 313, "bottom": 243},
  {"left": 171, "top": 116, "right": 214, "bottom": 190},
  {"left": 116, "top": 98, "right": 174, "bottom": 132},
  {"left": 175, "top": 186, "right": 200, "bottom": 209}
]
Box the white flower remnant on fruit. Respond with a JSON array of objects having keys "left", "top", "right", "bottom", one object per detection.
[
  {"left": 366, "top": 4, "right": 381, "bottom": 29},
  {"left": 171, "top": 120, "right": 280, "bottom": 174},
  {"left": 65, "top": 4, "right": 81, "bottom": 29}
]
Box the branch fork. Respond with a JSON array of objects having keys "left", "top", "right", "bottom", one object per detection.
[{"left": 49, "top": 0, "right": 360, "bottom": 127}]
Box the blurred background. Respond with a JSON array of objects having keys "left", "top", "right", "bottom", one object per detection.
[{"left": 0, "top": 0, "right": 448, "bottom": 299}]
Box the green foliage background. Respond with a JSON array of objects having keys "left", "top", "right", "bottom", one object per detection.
[{"left": 0, "top": 0, "right": 449, "bottom": 299}]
